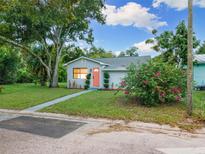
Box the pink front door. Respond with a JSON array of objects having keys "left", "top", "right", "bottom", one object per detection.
[{"left": 93, "top": 68, "right": 100, "bottom": 87}]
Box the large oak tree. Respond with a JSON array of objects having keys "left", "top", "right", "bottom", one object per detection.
[{"left": 0, "top": 0, "right": 105, "bottom": 87}]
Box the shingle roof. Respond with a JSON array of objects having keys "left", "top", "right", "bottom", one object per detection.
[
  {"left": 64, "top": 56, "right": 110, "bottom": 66},
  {"left": 95, "top": 56, "right": 151, "bottom": 70},
  {"left": 194, "top": 54, "right": 205, "bottom": 64}
]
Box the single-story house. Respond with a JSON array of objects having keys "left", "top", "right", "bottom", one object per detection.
[
  {"left": 64, "top": 56, "right": 151, "bottom": 89},
  {"left": 194, "top": 54, "right": 205, "bottom": 87}
]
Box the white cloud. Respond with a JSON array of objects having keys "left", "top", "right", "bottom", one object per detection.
[
  {"left": 195, "top": 0, "right": 205, "bottom": 7},
  {"left": 134, "top": 40, "right": 159, "bottom": 57},
  {"left": 153, "top": 0, "right": 205, "bottom": 10},
  {"left": 102, "top": 2, "right": 167, "bottom": 30}
]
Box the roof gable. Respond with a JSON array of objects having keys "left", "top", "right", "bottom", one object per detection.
[
  {"left": 64, "top": 56, "right": 110, "bottom": 66},
  {"left": 95, "top": 56, "right": 151, "bottom": 70},
  {"left": 64, "top": 56, "right": 151, "bottom": 70},
  {"left": 194, "top": 54, "right": 205, "bottom": 64}
]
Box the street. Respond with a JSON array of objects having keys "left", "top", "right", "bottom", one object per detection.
[{"left": 0, "top": 111, "right": 205, "bottom": 154}]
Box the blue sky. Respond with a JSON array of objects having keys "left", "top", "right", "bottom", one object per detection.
[{"left": 88, "top": 0, "right": 205, "bottom": 57}]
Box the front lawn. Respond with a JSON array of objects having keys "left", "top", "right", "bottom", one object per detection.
[
  {"left": 0, "top": 83, "right": 81, "bottom": 110},
  {"left": 41, "top": 90, "right": 205, "bottom": 131}
]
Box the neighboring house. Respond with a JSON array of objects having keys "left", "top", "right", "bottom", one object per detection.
[
  {"left": 64, "top": 56, "right": 151, "bottom": 89},
  {"left": 194, "top": 54, "right": 205, "bottom": 87}
]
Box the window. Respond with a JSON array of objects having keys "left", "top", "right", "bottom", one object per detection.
[{"left": 73, "top": 68, "right": 88, "bottom": 79}]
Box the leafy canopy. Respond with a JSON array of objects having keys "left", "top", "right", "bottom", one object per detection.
[
  {"left": 146, "top": 21, "right": 199, "bottom": 66},
  {"left": 196, "top": 41, "right": 205, "bottom": 54},
  {"left": 0, "top": 0, "right": 105, "bottom": 87},
  {"left": 0, "top": 0, "right": 104, "bottom": 44}
]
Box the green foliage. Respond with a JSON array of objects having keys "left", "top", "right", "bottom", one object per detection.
[
  {"left": 146, "top": 21, "right": 200, "bottom": 66},
  {"left": 0, "top": 46, "right": 34, "bottom": 85},
  {"left": 85, "top": 80, "right": 90, "bottom": 85},
  {"left": 62, "top": 46, "right": 85, "bottom": 63},
  {"left": 87, "top": 47, "right": 114, "bottom": 58},
  {"left": 0, "top": 0, "right": 105, "bottom": 87},
  {"left": 0, "top": 46, "right": 20, "bottom": 84},
  {"left": 26, "top": 45, "right": 48, "bottom": 86},
  {"left": 118, "top": 47, "right": 139, "bottom": 57},
  {"left": 103, "top": 72, "right": 110, "bottom": 89},
  {"left": 16, "top": 67, "right": 33, "bottom": 83},
  {"left": 196, "top": 41, "right": 205, "bottom": 54},
  {"left": 125, "top": 47, "right": 139, "bottom": 57},
  {"left": 58, "top": 65, "right": 67, "bottom": 83},
  {"left": 124, "top": 61, "right": 186, "bottom": 106},
  {"left": 0, "top": 0, "right": 105, "bottom": 44},
  {"left": 84, "top": 73, "right": 91, "bottom": 89},
  {"left": 86, "top": 73, "right": 91, "bottom": 79},
  {"left": 104, "top": 72, "right": 110, "bottom": 79}
]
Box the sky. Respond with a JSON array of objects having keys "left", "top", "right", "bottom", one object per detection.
[{"left": 85, "top": 0, "right": 205, "bottom": 57}]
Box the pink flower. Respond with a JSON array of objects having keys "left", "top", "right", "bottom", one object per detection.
[
  {"left": 175, "top": 96, "right": 181, "bottom": 102},
  {"left": 171, "top": 87, "right": 182, "bottom": 94},
  {"left": 160, "top": 92, "right": 166, "bottom": 97},
  {"left": 154, "top": 72, "right": 161, "bottom": 77},
  {"left": 124, "top": 91, "right": 129, "bottom": 95},
  {"left": 143, "top": 80, "right": 149, "bottom": 85},
  {"left": 120, "top": 80, "right": 127, "bottom": 87}
]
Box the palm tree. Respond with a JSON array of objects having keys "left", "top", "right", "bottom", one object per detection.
[{"left": 187, "top": 0, "right": 193, "bottom": 115}]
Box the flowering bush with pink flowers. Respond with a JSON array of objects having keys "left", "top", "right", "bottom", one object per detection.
[{"left": 123, "top": 61, "right": 186, "bottom": 106}]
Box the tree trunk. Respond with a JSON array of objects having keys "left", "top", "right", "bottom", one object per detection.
[
  {"left": 50, "top": 63, "right": 59, "bottom": 88},
  {"left": 187, "top": 0, "right": 193, "bottom": 116},
  {"left": 40, "top": 69, "right": 47, "bottom": 86},
  {"left": 50, "top": 46, "right": 62, "bottom": 88}
]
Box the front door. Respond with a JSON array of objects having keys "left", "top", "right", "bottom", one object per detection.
[{"left": 93, "top": 68, "right": 100, "bottom": 87}]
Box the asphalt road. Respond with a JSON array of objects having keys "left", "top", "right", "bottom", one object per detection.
[{"left": 0, "top": 111, "right": 205, "bottom": 154}]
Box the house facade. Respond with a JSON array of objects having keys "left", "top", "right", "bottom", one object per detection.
[
  {"left": 64, "top": 56, "right": 151, "bottom": 89},
  {"left": 194, "top": 54, "right": 205, "bottom": 87}
]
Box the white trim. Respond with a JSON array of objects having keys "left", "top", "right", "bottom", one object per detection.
[
  {"left": 64, "top": 56, "right": 110, "bottom": 66},
  {"left": 194, "top": 54, "right": 205, "bottom": 64},
  {"left": 102, "top": 69, "right": 128, "bottom": 72}
]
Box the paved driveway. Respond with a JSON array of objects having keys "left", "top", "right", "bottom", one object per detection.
[{"left": 0, "top": 111, "right": 205, "bottom": 154}]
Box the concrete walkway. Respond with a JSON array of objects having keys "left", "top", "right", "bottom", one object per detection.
[{"left": 23, "top": 90, "right": 93, "bottom": 112}]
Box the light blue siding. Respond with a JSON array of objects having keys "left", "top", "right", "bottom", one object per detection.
[
  {"left": 66, "top": 59, "right": 128, "bottom": 89},
  {"left": 107, "top": 71, "right": 127, "bottom": 89},
  {"left": 67, "top": 59, "right": 103, "bottom": 89},
  {"left": 194, "top": 64, "right": 205, "bottom": 86}
]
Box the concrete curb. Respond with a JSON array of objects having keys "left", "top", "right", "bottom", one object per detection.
[{"left": 0, "top": 108, "right": 205, "bottom": 136}]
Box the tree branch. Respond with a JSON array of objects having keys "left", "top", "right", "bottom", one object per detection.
[{"left": 0, "top": 35, "right": 50, "bottom": 72}]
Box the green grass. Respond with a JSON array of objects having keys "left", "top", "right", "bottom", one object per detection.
[
  {"left": 41, "top": 90, "right": 205, "bottom": 131},
  {"left": 0, "top": 83, "right": 81, "bottom": 110},
  {"left": 193, "top": 91, "right": 205, "bottom": 120}
]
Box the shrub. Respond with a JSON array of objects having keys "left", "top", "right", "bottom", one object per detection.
[
  {"left": 0, "top": 46, "right": 20, "bottom": 84},
  {"left": 123, "top": 61, "right": 186, "bottom": 106},
  {"left": 103, "top": 72, "right": 110, "bottom": 89},
  {"left": 85, "top": 80, "right": 90, "bottom": 85},
  {"left": 84, "top": 84, "right": 89, "bottom": 90},
  {"left": 104, "top": 83, "right": 109, "bottom": 89},
  {"left": 84, "top": 73, "right": 91, "bottom": 89},
  {"left": 17, "top": 68, "right": 33, "bottom": 83},
  {"left": 86, "top": 73, "right": 91, "bottom": 79},
  {"left": 104, "top": 72, "right": 110, "bottom": 79}
]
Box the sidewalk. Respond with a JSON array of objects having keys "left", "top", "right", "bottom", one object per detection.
[{"left": 23, "top": 90, "right": 93, "bottom": 112}]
